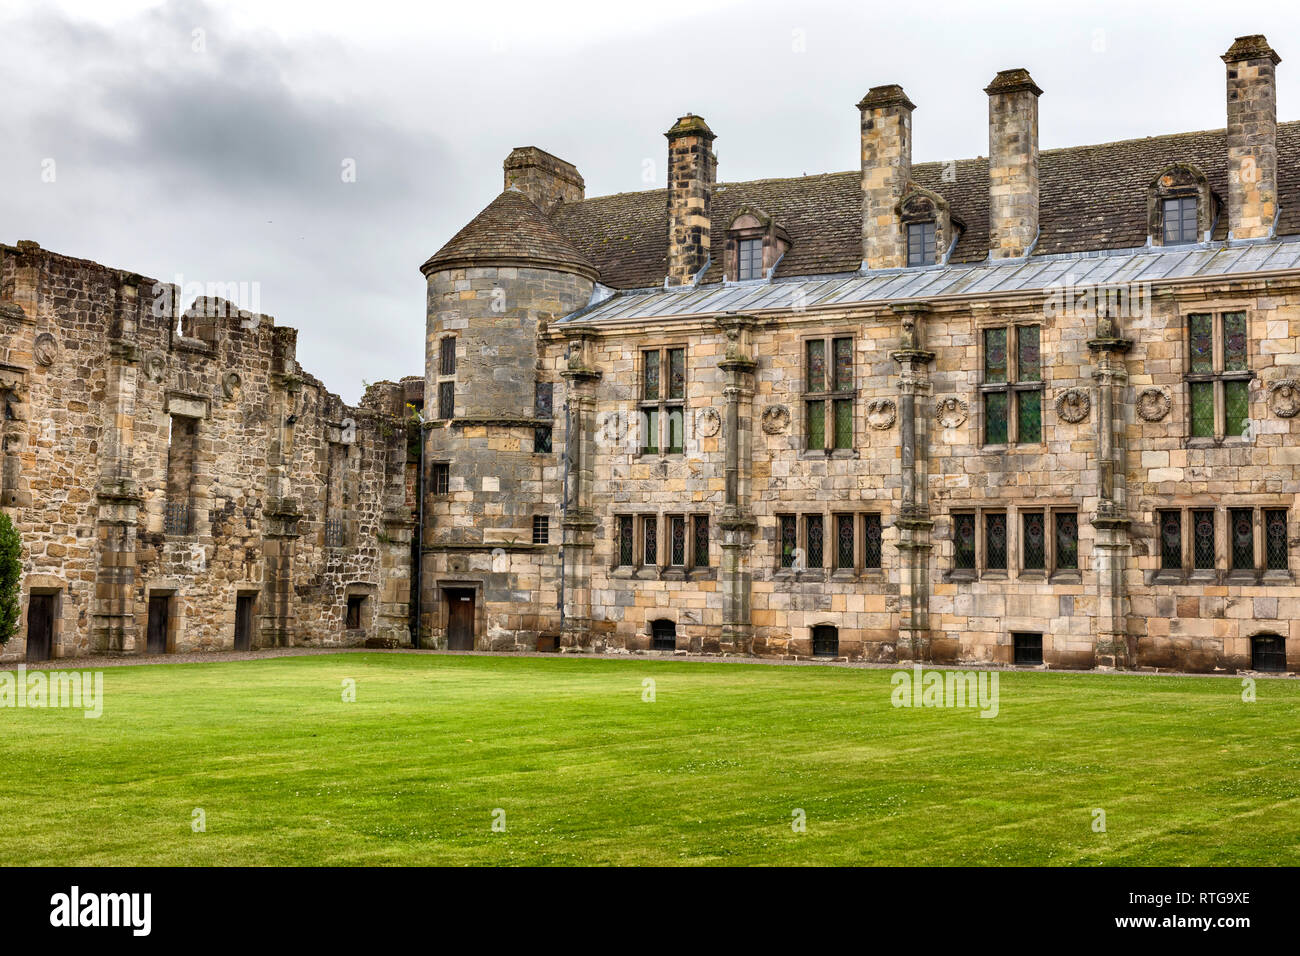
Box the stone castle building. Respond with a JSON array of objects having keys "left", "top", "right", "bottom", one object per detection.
[{"left": 4, "top": 33, "right": 1299, "bottom": 672}]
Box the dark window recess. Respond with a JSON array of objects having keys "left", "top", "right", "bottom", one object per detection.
[
  {"left": 738, "top": 238, "right": 763, "bottom": 280},
  {"left": 1265, "top": 509, "right": 1288, "bottom": 570},
  {"left": 1230, "top": 508, "right": 1255, "bottom": 570},
  {"left": 1159, "top": 511, "right": 1183, "bottom": 570},
  {"left": 534, "top": 382, "right": 553, "bottom": 453},
  {"left": 779, "top": 515, "right": 797, "bottom": 568},
  {"left": 863, "top": 513, "right": 882, "bottom": 569},
  {"left": 440, "top": 337, "right": 456, "bottom": 375},
  {"left": 806, "top": 515, "right": 824, "bottom": 568},
  {"left": 532, "top": 515, "right": 549, "bottom": 545},
  {"left": 651, "top": 619, "right": 676, "bottom": 651},
  {"left": 325, "top": 517, "right": 345, "bottom": 548},
  {"left": 618, "top": 515, "right": 634, "bottom": 567},
  {"left": 438, "top": 380, "right": 454, "bottom": 420},
  {"left": 1013, "top": 632, "right": 1044, "bottom": 665},
  {"left": 345, "top": 595, "right": 365, "bottom": 630},
  {"left": 1193, "top": 509, "right": 1216, "bottom": 570},
  {"left": 431, "top": 463, "right": 449, "bottom": 496},
  {"left": 1163, "top": 196, "right": 1198, "bottom": 245},
  {"left": 985, "top": 512, "right": 1007, "bottom": 571},
  {"left": 670, "top": 516, "right": 686, "bottom": 566},
  {"left": 164, "top": 501, "right": 191, "bottom": 536},
  {"left": 907, "top": 221, "right": 936, "bottom": 267},
  {"left": 1022, "top": 511, "right": 1045, "bottom": 571},
  {"left": 811, "top": 624, "right": 839, "bottom": 658},
  {"left": 1055, "top": 512, "right": 1078, "bottom": 570},
  {"left": 534, "top": 426, "right": 552, "bottom": 454},
  {"left": 693, "top": 516, "right": 709, "bottom": 567},
  {"left": 1251, "top": 634, "right": 1287, "bottom": 672},
  {"left": 953, "top": 513, "right": 976, "bottom": 570},
  {"left": 836, "top": 514, "right": 854, "bottom": 570},
  {"left": 643, "top": 516, "right": 658, "bottom": 566}
]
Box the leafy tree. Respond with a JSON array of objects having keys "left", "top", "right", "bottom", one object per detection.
[{"left": 0, "top": 511, "right": 20, "bottom": 645}]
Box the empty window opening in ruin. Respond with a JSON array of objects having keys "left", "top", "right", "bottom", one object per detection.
[{"left": 165, "top": 415, "right": 198, "bottom": 535}]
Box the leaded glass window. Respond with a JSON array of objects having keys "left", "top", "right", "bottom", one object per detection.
[
  {"left": 1159, "top": 511, "right": 1182, "bottom": 570},
  {"left": 666, "top": 408, "right": 684, "bottom": 455},
  {"left": 1023, "top": 511, "right": 1045, "bottom": 571},
  {"left": 670, "top": 516, "right": 686, "bottom": 566},
  {"left": 984, "top": 328, "right": 1008, "bottom": 384},
  {"left": 833, "top": 338, "right": 853, "bottom": 391},
  {"left": 833, "top": 400, "right": 853, "bottom": 449},
  {"left": 864, "top": 513, "right": 882, "bottom": 569},
  {"left": 907, "top": 221, "right": 936, "bottom": 267},
  {"left": 534, "top": 382, "right": 553, "bottom": 454},
  {"left": 640, "top": 347, "right": 687, "bottom": 455},
  {"left": 1163, "top": 196, "right": 1198, "bottom": 245},
  {"left": 1224, "top": 313, "right": 1248, "bottom": 371},
  {"left": 618, "top": 515, "right": 633, "bottom": 567},
  {"left": 438, "top": 380, "right": 454, "bottom": 420},
  {"left": 985, "top": 391, "right": 1008, "bottom": 445},
  {"left": 1018, "top": 391, "right": 1042, "bottom": 444},
  {"left": 1186, "top": 311, "right": 1253, "bottom": 441},
  {"left": 835, "top": 514, "right": 854, "bottom": 570},
  {"left": 954, "top": 513, "right": 976, "bottom": 570},
  {"left": 1055, "top": 512, "right": 1078, "bottom": 570},
  {"left": 779, "top": 515, "right": 797, "bottom": 568},
  {"left": 1266, "top": 509, "right": 1288, "bottom": 571},
  {"left": 1225, "top": 380, "right": 1250, "bottom": 438},
  {"left": 1193, "top": 509, "right": 1215, "bottom": 570},
  {"left": 985, "top": 512, "right": 1007, "bottom": 571},
  {"left": 1189, "top": 314, "right": 1214, "bottom": 374},
  {"left": 806, "top": 340, "right": 825, "bottom": 393},
  {"left": 806, "top": 401, "right": 825, "bottom": 449},
  {"left": 982, "top": 325, "right": 1043, "bottom": 446},
  {"left": 642, "top": 515, "right": 658, "bottom": 567},
  {"left": 1190, "top": 382, "right": 1215, "bottom": 438},
  {"left": 805, "top": 336, "right": 854, "bottom": 451},
  {"left": 1018, "top": 326, "right": 1041, "bottom": 382},
  {"left": 693, "top": 515, "right": 710, "bottom": 567},
  {"left": 806, "top": 515, "right": 824, "bottom": 568},
  {"left": 640, "top": 408, "right": 659, "bottom": 454},
  {"left": 1230, "top": 508, "right": 1254, "bottom": 570},
  {"left": 668, "top": 348, "right": 685, "bottom": 399},
  {"left": 642, "top": 350, "right": 660, "bottom": 400}
]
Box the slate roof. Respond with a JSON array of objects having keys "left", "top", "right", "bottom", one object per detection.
[
  {"left": 544, "top": 121, "right": 1300, "bottom": 290},
  {"left": 420, "top": 189, "right": 598, "bottom": 279}
]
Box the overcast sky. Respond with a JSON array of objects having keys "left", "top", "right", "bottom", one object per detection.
[{"left": 3, "top": 0, "right": 1299, "bottom": 403}]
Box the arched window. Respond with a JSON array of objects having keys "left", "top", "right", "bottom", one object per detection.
[
  {"left": 651, "top": 618, "right": 677, "bottom": 651},
  {"left": 1148, "top": 164, "right": 1215, "bottom": 246},
  {"left": 811, "top": 624, "right": 838, "bottom": 658}
]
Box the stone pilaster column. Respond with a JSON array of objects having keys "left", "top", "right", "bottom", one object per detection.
[
  {"left": 1088, "top": 314, "right": 1133, "bottom": 668},
  {"left": 890, "top": 304, "right": 936, "bottom": 661},
  {"left": 717, "top": 314, "right": 758, "bottom": 654},
  {"left": 560, "top": 328, "right": 602, "bottom": 649},
  {"left": 261, "top": 344, "right": 302, "bottom": 648}
]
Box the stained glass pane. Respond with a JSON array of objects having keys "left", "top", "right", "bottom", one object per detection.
[
  {"left": 667, "top": 408, "right": 684, "bottom": 454},
  {"left": 807, "top": 401, "right": 825, "bottom": 450},
  {"left": 1188, "top": 314, "right": 1213, "bottom": 374},
  {"left": 1160, "top": 511, "right": 1182, "bottom": 570},
  {"left": 641, "top": 409, "right": 659, "bottom": 453},
  {"left": 833, "top": 338, "right": 853, "bottom": 391},
  {"left": 1018, "top": 391, "right": 1042, "bottom": 444},
  {"left": 806, "top": 340, "right": 825, "bottom": 393},
  {"left": 1231, "top": 508, "right": 1254, "bottom": 570},
  {"left": 986, "top": 512, "right": 1007, "bottom": 570},
  {"left": 668, "top": 348, "right": 685, "bottom": 399},
  {"left": 1266, "top": 509, "right": 1288, "bottom": 570},
  {"left": 836, "top": 514, "right": 854, "bottom": 570},
  {"left": 642, "top": 351, "right": 660, "bottom": 400},
  {"left": 1055, "top": 512, "right": 1078, "bottom": 570},
  {"left": 1023, "top": 512, "right": 1045, "bottom": 570},
  {"left": 643, "top": 516, "right": 658, "bottom": 566},
  {"left": 984, "top": 328, "right": 1008, "bottom": 384},
  {"left": 619, "top": 516, "right": 633, "bottom": 566},
  {"left": 1223, "top": 312, "right": 1248, "bottom": 371},
  {"left": 833, "top": 399, "right": 853, "bottom": 449},
  {"left": 1190, "top": 381, "right": 1215, "bottom": 438},
  {"left": 985, "top": 391, "right": 1008, "bottom": 445},
  {"left": 534, "top": 425, "right": 552, "bottom": 453},
  {"left": 954, "top": 513, "right": 976, "bottom": 570},
  {"left": 806, "top": 515, "right": 824, "bottom": 568},
  {"left": 1225, "top": 380, "right": 1250, "bottom": 438},
  {"left": 670, "top": 516, "right": 686, "bottom": 566},
  {"left": 864, "top": 513, "right": 882, "bottom": 569},
  {"left": 1193, "top": 510, "right": 1215, "bottom": 570},
  {"left": 1017, "top": 326, "right": 1041, "bottom": 382},
  {"left": 693, "top": 516, "right": 710, "bottom": 567},
  {"left": 779, "top": 515, "right": 797, "bottom": 568},
  {"left": 534, "top": 382, "right": 553, "bottom": 417}
]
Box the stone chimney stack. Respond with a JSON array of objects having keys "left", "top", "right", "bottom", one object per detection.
[
  {"left": 985, "top": 68, "right": 1042, "bottom": 259},
  {"left": 1223, "top": 35, "right": 1281, "bottom": 240},
  {"left": 665, "top": 114, "right": 716, "bottom": 287},
  {"left": 503, "top": 146, "right": 585, "bottom": 213},
  {"left": 858, "top": 85, "right": 914, "bottom": 270}
]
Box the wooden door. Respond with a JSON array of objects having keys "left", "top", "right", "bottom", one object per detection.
[
  {"left": 234, "top": 595, "right": 255, "bottom": 651},
  {"left": 25, "top": 594, "right": 54, "bottom": 662},
  {"left": 446, "top": 590, "right": 475, "bottom": 650},
  {"left": 147, "top": 595, "right": 169, "bottom": 654}
]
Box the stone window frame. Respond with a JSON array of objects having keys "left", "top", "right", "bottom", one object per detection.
[
  {"left": 801, "top": 333, "right": 858, "bottom": 456},
  {"left": 1147, "top": 163, "right": 1215, "bottom": 247},
  {"left": 948, "top": 503, "right": 1081, "bottom": 582},
  {"left": 1017, "top": 507, "right": 1082, "bottom": 581},
  {"left": 977, "top": 321, "right": 1044, "bottom": 450},
  {"left": 906, "top": 221, "right": 936, "bottom": 267},
  {"left": 436, "top": 335, "right": 456, "bottom": 421},
  {"left": 532, "top": 514, "right": 549, "bottom": 545},
  {"left": 638, "top": 345, "right": 687, "bottom": 457},
  {"left": 774, "top": 510, "right": 885, "bottom": 579},
  {"left": 1183, "top": 307, "right": 1255, "bottom": 445},
  {"left": 619, "top": 512, "right": 712, "bottom": 576},
  {"left": 1150, "top": 503, "right": 1291, "bottom": 585},
  {"left": 343, "top": 583, "right": 376, "bottom": 633},
  {"left": 722, "top": 206, "right": 792, "bottom": 283},
  {"left": 898, "top": 185, "right": 955, "bottom": 268},
  {"left": 614, "top": 514, "right": 635, "bottom": 568}
]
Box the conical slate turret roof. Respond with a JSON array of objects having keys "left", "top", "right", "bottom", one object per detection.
[{"left": 419, "top": 189, "right": 599, "bottom": 279}]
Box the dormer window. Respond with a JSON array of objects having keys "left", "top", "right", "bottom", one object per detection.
[
  {"left": 1163, "top": 196, "right": 1198, "bottom": 245},
  {"left": 907, "top": 221, "right": 936, "bottom": 266},
  {"left": 738, "top": 238, "right": 764, "bottom": 280}
]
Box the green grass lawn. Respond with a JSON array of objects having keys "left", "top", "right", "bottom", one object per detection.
[{"left": 0, "top": 652, "right": 1296, "bottom": 865}]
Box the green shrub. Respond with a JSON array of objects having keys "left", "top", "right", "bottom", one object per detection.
[{"left": 0, "top": 511, "right": 20, "bottom": 645}]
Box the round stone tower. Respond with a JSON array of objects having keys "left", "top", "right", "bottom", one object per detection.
[{"left": 417, "top": 156, "right": 597, "bottom": 650}]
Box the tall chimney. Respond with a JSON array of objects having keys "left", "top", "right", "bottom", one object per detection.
[
  {"left": 858, "top": 85, "right": 914, "bottom": 270},
  {"left": 665, "top": 114, "right": 716, "bottom": 287},
  {"left": 1223, "top": 35, "right": 1281, "bottom": 240},
  {"left": 985, "top": 68, "right": 1042, "bottom": 259},
  {"left": 503, "top": 146, "right": 584, "bottom": 213}
]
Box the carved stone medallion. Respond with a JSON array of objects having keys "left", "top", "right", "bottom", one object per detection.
[
  {"left": 761, "top": 404, "right": 790, "bottom": 435},
  {"left": 1268, "top": 379, "right": 1300, "bottom": 418},
  {"left": 1054, "top": 387, "right": 1091, "bottom": 424},
  {"left": 695, "top": 406, "right": 721, "bottom": 437},
  {"left": 144, "top": 350, "right": 167, "bottom": 383},
  {"left": 1136, "top": 387, "right": 1171, "bottom": 422},
  {"left": 33, "top": 333, "right": 57, "bottom": 367},
  {"left": 866, "top": 398, "right": 897, "bottom": 430},
  {"left": 935, "top": 396, "right": 969, "bottom": 429}
]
